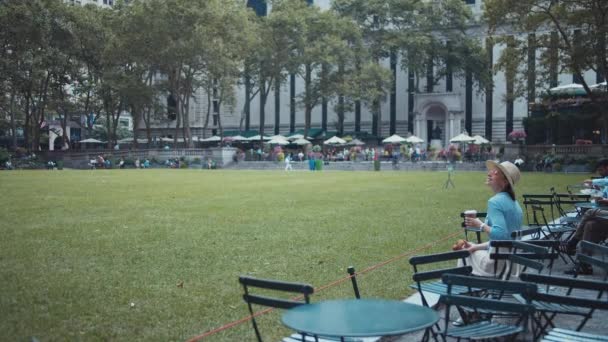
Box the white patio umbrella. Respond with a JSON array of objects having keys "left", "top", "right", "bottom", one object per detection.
[
  {"left": 79, "top": 138, "right": 105, "bottom": 144},
  {"left": 405, "top": 135, "right": 424, "bottom": 144},
  {"left": 286, "top": 134, "right": 301, "bottom": 140},
  {"left": 292, "top": 138, "right": 311, "bottom": 145},
  {"left": 348, "top": 138, "right": 366, "bottom": 146},
  {"left": 267, "top": 137, "right": 290, "bottom": 145},
  {"left": 269, "top": 135, "right": 287, "bottom": 140},
  {"left": 248, "top": 135, "right": 271, "bottom": 141},
  {"left": 231, "top": 135, "right": 248, "bottom": 141},
  {"left": 201, "top": 136, "right": 221, "bottom": 142},
  {"left": 324, "top": 136, "right": 347, "bottom": 145},
  {"left": 450, "top": 132, "right": 476, "bottom": 143},
  {"left": 286, "top": 133, "right": 310, "bottom": 140},
  {"left": 382, "top": 134, "right": 407, "bottom": 144},
  {"left": 160, "top": 137, "right": 174, "bottom": 142},
  {"left": 549, "top": 83, "right": 587, "bottom": 96},
  {"left": 472, "top": 135, "right": 490, "bottom": 145}
]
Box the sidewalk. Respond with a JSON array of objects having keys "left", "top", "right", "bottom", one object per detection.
[{"left": 384, "top": 256, "right": 607, "bottom": 341}]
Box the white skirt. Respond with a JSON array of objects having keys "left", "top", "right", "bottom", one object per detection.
[{"left": 457, "top": 248, "right": 509, "bottom": 278}]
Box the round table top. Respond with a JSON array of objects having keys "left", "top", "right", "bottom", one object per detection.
[{"left": 281, "top": 299, "right": 439, "bottom": 338}]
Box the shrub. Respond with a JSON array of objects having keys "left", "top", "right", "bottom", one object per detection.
[
  {"left": 14, "top": 147, "right": 27, "bottom": 158},
  {"left": 180, "top": 161, "right": 188, "bottom": 168},
  {"left": 192, "top": 157, "right": 202, "bottom": 165},
  {"left": 553, "top": 163, "right": 562, "bottom": 172},
  {"left": 0, "top": 148, "right": 10, "bottom": 164}
]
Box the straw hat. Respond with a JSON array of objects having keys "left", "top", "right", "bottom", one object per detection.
[{"left": 486, "top": 160, "right": 521, "bottom": 189}]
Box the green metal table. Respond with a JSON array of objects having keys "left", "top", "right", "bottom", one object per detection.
[{"left": 281, "top": 299, "right": 438, "bottom": 339}]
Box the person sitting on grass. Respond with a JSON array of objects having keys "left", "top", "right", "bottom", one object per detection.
[
  {"left": 560, "top": 158, "right": 608, "bottom": 275},
  {"left": 456, "top": 161, "right": 523, "bottom": 277}
]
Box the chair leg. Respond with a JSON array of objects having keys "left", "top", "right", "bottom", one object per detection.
[{"left": 575, "top": 312, "right": 593, "bottom": 331}]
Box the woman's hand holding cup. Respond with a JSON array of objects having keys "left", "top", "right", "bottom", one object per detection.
[{"left": 464, "top": 210, "right": 482, "bottom": 229}]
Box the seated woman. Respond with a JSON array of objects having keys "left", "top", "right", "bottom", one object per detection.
[{"left": 459, "top": 161, "right": 523, "bottom": 277}]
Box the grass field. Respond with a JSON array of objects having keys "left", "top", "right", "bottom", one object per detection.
[{"left": 0, "top": 169, "right": 584, "bottom": 341}]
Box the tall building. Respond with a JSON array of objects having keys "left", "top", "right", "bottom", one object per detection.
[{"left": 145, "top": 0, "right": 602, "bottom": 146}]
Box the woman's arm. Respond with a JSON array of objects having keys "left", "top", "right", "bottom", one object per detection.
[
  {"left": 486, "top": 199, "right": 510, "bottom": 240},
  {"left": 463, "top": 241, "right": 489, "bottom": 253},
  {"left": 464, "top": 198, "right": 509, "bottom": 239}
]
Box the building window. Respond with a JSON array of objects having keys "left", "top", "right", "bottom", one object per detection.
[
  {"left": 463, "top": 0, "right": 475, "bottom": 4},
  {"left": 213, "top": 114, "right": 219, "bottom": 126}
]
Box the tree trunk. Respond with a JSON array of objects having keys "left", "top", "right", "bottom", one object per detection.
[
  {"left": 304, "top": 63, "right": 312, "bottom": 138},
  {"left": 9, "top": 92, "right": 16, "bottom": 150},
  {"left": 244, "top": 68, "right": 251, "bottom": 131},
  {"left": 259, "top": 80, "right": 267, "bottom": 144}
]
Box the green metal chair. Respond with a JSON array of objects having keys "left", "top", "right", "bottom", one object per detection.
[
  {"left": 489, "top": 240, "right": 558, "bottom": 278},
  {"left": 541, "top": 328, "right": 608, "bottom": 342},
  {"left": 577, "top": 241, "right": 608, "bottom": 281},
  {"left": 409, "top": 250, "right": 473, "bottom": 307},
  {"left": 517, "top": 273, "right": 608, "bottom": 339},
  {"left": 523, "top": 194, "right": 557, "bottom": 225},
  {"left": 239, "top": 276, "right": 323, "bottom": 342},
  {"left": 440, "top": 274, "right": 537, "bottom": 341}
]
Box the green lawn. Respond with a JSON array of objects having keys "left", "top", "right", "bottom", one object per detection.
[{"left": 0, "top": 169, "right": 584, "bottom": 341}]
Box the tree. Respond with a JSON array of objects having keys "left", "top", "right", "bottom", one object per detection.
[
  {"left": 273, "top": 0, "right": 362, "bottom": 138},
  {"left": 0, "top": 0, "right": 74, "bottom": 151},
  {"left": 241, "top": 0, "right": 302, "bottom": 143},
  {"left": 485, "top": 0, "right": 608, "bottom": 138},
  {"left": 334, "top": 0, "right": 491, "bottom": 136},
  {"left": 198, "top": 0, "right": 255, "bottom": 140}
]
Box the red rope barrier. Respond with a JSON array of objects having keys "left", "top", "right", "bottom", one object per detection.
[{"left": 186, "top": 230, "right": 462, "bottom": 342}]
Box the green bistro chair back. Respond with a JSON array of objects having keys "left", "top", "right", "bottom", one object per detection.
[
  {"left": 238, "top": 276, "right": 314, "bottom": 342},
  {"left": 577, "top": 241, "right": 608, "bottom": 282},
  {"left": 409, "top": 250, "right": 473, "bottom": 307},
  {"left": 440, "top": 274, "right": 537, "bottom": 341},
  {"left": 519, "top": 273, "right": 608, "bottom": 338},
  {"left": 489, "top": 240, "right": 558, "bottom": 279}
]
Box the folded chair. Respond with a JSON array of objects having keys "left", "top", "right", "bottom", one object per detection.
[
  {"left": 440, "top": 274, "right": 537, "bottom": 341},
  {"left": 523, "top": 194, "right": 557, "bottom": 225},
  {"left": 529, "top": 201, "right": 576, "bottom": 241},
  {"left": 517, "top": 273, "right": 608, "bottom": 339},
  {"left": 553, "top": 192, "right": 590, "bottom": 226}
]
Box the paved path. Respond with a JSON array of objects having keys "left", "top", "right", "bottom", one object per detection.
[{"left": 384, "top": 256, "right": 607, "bottom": 341}]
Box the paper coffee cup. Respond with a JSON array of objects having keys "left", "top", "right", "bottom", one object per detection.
[{"left": 464, "top": 210, "right": 477, "bottom": 218}]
